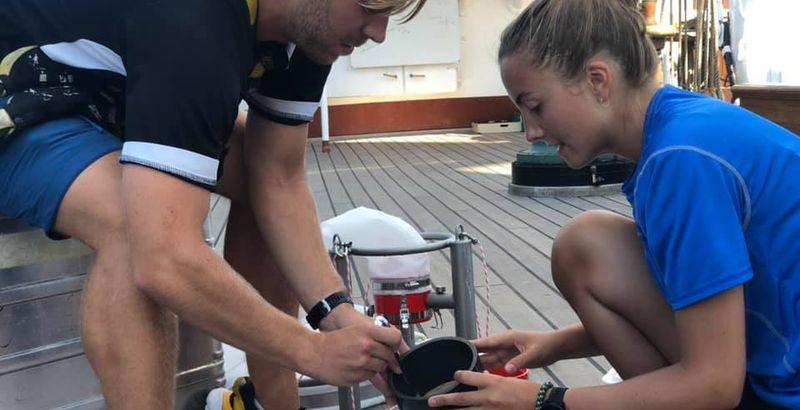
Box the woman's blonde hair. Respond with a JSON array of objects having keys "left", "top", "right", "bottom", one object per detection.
[
  {"left": 358, "top": 0, "right": 427, "bottom": 23},
  {"left": 499, "top": 0, "right": 658, "bottom": 87}
]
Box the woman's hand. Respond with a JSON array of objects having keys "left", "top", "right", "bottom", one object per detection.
[
  {"left": 474, "top": 330, "right": 560, "bottom": 373},
  {"left": 427, "top": 371, "right": 540, "bottom": 409}
]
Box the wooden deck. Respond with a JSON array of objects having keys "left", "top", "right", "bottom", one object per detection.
[{"left": 302, "top": 130, "right": 633, "bottom": 388}]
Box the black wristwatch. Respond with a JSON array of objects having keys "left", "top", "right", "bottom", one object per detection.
[
  {"left": 541, "top": 387, "right": 568, "bottom": 410},
  {"left": 305, "top": 291, "right": 353, "bottom": 330}
]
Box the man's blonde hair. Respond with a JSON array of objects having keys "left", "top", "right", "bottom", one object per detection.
[{"left": 358, "top": 0, "right": 427, "bottom": 23}]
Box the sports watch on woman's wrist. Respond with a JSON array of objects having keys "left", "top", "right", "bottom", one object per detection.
[{"left": 541, "top": 387, "right": 568, "bottom": 410}]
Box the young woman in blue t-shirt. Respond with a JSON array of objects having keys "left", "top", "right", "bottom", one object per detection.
[{"left": 428, "top": 0, "right": 800, "bottom": 409}]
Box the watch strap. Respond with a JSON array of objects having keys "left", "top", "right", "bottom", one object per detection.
[
  {"left": 305, "top": 291, "right": 353, "bottom": 330},
  {"left": 542, "top": 386, "right": 568, "bottom": 410}
]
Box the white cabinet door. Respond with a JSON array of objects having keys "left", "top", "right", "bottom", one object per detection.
[
  {"left": 327, "top": 59, "right": 404, "bottom": 97},
  {"left": 403, "top": 64, "right": 459, "bottom": 94},
  {"left": 350, "top": 0, "right": 460, "bottom": 68}
]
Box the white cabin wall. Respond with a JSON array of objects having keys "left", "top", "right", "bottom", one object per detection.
[{"left": 329, "top": 0, "right": 533, "bottom": 106}]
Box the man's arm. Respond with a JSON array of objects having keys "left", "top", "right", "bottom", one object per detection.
[
  {"left": 240, "top": 111, "right": 366, "bottom": 328},
  {"left": 121, "top": 164, "right": 397, "bottom": 385},
  {"left": 121, "top": 165, "right": 318, "bottom": 367},
  {"left": 564, "top": 286, "right": 746, "bottom": 409}
]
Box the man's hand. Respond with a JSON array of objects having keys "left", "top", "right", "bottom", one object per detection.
[
  {"left": 428, "top": 371, "right": 540, "bottom": 409},
  {"left": 307, "top": 314, "right": 403, "bottom": 386},
  {"left": 319, "top": 305, "right": 405, "bottom": 403},
  {"left": 474, "top": 330, "right": 560, "bottom": 373}
]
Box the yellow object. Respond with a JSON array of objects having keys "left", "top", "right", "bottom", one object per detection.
[
  {"left": 232, "top": 377, "right": 249, "bottom": 410},
  {"left": 0, "top": 109, "right": 12, "bottom": 126},
  {"left": 0, "top": 45, "right": 36, "bottom": 77},
  {"left": 249, "top": 63, "right": 264, "bottom": 79},
  {"left": 646, "top": 24, "right": 679, "bottom": 37},
  {"left": 218, "top": 390, "right": 234, "bottom": 410},
  {"left": 246, "top": 0, "right": 257, "bottom": 25}
]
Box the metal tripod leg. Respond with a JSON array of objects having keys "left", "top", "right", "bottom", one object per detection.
[
  {"left": 450, "top": 236, "right": 477, "bottom": 340},
  {"left": 333, "top": 254, "right": 361, "bottom": 410}
]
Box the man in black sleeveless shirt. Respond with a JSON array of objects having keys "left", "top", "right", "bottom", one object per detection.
[{"left": 0, "top": 1, "right": 426, "bottom": 408}]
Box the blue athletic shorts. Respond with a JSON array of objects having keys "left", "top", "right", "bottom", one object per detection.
[{"left": 0, "top": 98, "right": 122, "bottom": 239}]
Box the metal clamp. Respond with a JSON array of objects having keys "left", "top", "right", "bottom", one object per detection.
[
  {"left": 372, "top": 278, "right": 431, "bottom": 292},
  {"left": 332, "top": 234, "right": 352, "bottom": 258},
  {"left": 590, "top": 165, "right": 605, "bottom": 185},
  {"left": 431, "top": 309, "right": 445, "bottom": 329},
  {"left": 456, "top": 224, "right": 478, "bottom": 245}
]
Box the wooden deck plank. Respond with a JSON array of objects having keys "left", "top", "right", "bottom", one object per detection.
[
  {"left": 420, "top": 136, "right": 577, "bottom": 239},
  {"left": 402, "top": 134, "right": 562, "bottom": 239},
  {"left": 605, "top": 193, "right": 631, "bottom": 206},
  {"left": 580, "top": 196, "right": 634, "bottom": 218},
  {"left": 313, "top": 141, "right": 357, "bottom": 216},
  {"left": 327, "top": 141, "right": 376, "bottom": 209},
  {"left": 558, "top": 196, "right": 620, "bottom": 216},
  {"left": 534, "top": 197, "right": 586, "bottom": 218},
  {"left": 418, "top": 134, "right": 578, "bottom": 230},
  {"left": 308, "top": 143, "right": 337, "bottom": 221}
]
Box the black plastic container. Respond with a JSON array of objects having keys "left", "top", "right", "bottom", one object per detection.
[{"left": 390, "top": 337, "right": 483, "bottom": 409}]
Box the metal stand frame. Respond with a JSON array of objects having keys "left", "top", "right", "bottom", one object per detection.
[{"left": 332, "top": 227, "right": 478, "bottom": 410}]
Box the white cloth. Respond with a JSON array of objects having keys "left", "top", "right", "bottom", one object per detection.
[{"left": 321, "top": 207, "right": 431, "bottom": 280}]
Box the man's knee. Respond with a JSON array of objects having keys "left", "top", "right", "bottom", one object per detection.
[
  {"left": 51, "top": 150, "right": 127, "bottom": 249},
  {"left": 551, "top": 210, "right": 630, "bottom": 296},
  {"left": 89, "top": 206, "right": 127, "bottom": 251}
]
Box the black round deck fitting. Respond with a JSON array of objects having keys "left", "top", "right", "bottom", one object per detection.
[
  {"left": 511, "top": 158, "right": 634, "bottom": 187},
  {"left": 390, "top": 337, "right": 483, "bottom": 409}
]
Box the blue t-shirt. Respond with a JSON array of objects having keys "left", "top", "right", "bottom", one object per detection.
[{"left": 622, "top": 85, "right": 800, "bottom": 407}]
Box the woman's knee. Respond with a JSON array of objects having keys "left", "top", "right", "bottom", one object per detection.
[{"left": 551, "top": 210, "right": 635, "bottom": 295}]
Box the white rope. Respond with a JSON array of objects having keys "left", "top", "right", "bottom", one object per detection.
[
  {"left": 339, "top": 246, "right": 358, "bottom": 410},
  {"left": 476, "top": 240, "right": 491, "bottom": 339}
]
